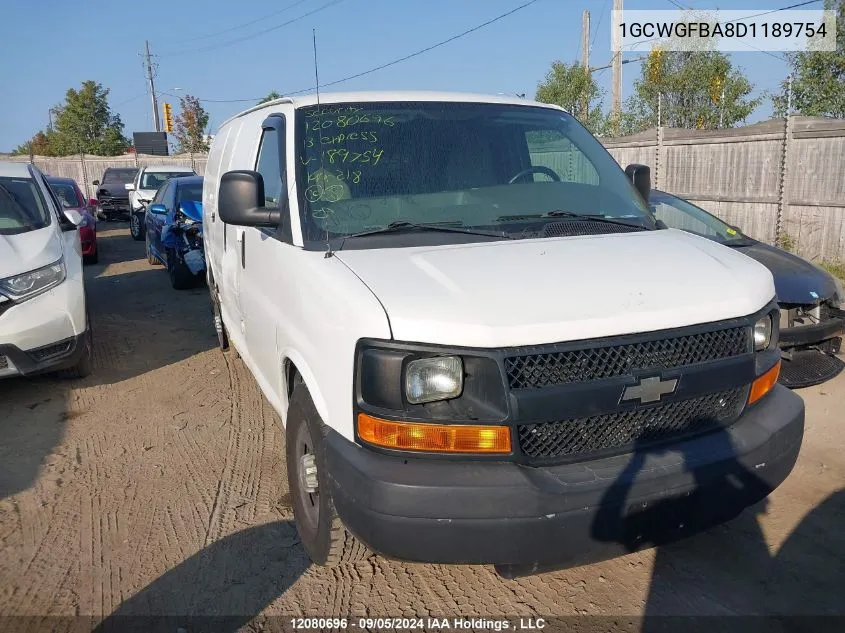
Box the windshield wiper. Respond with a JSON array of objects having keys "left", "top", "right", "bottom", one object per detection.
[
  {"left": 496, "top": 210, "right": 649, "bottom": 230},
  {"left": 334, "top": 221, "right": 511, "bottom": 252}
]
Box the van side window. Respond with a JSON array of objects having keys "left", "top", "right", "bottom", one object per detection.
[
  {"left": 255, "top": 124, "right": 285, "bottom": 207},
  {"left": 525, "top": 129, "right": 599, "bottom": 185}
]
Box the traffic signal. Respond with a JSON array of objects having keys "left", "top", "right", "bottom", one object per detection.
[
  {"left": 163, "top": 103, "right": 173, "bottom": 133},
  {"left": 646, "top": 47, "right": 664, "bottom": 84},
  {"left": 710, "top": 76, "right": 724, "bottom": 104}
]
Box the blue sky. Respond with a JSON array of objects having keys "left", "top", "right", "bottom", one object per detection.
[{"left": 0, "top": 0, "right": 801, "bottom": 151}]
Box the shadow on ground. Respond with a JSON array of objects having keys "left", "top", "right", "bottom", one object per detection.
[
  {"left": 497, "top": 417, "right": 844, "bottom": 626},
  {"left": 92, "top": 521, "right": 310, "bottom": 633},
  {"left": 0, "top": 224, "right": 216, "bottom": 499}
]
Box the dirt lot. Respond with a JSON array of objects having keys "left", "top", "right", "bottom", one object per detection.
[{"left": 1, "top": 224, "right": 843, "bottom": 631}]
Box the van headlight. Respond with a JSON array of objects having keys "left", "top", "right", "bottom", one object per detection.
[
  {"left": 0, "top": 258, "right": 66, "bottom": 302},
  {"left": 405, "top": 356, "right": 464, "bottom": 404},
  {"left": 754, "top": 315, "right": 773, "bottom": 351}
]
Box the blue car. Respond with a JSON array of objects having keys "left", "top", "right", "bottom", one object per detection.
[{"left": 144, "top": 175, "right": 206, "bottom": 289}]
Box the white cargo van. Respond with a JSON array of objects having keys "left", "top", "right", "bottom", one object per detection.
[{"left": 202, "top": 92, "right": 804, "bottom": 570}]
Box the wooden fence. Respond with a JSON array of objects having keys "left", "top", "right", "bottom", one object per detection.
[
  {"left": 1, "top": 153, "right": 209, "bottom": 202},
  {"left": 5, "top": 115, "right": 844, "bottom": 262},
  {"left": 602, "top": 116, "right": 845, "bottom": 263}
]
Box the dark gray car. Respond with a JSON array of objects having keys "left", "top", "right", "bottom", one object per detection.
[
  {"left": 93, "top": 167, "right": 138, "bottom": 221},
  {"left": 650, "top": 189, "right": 845, "bottom": 388}
]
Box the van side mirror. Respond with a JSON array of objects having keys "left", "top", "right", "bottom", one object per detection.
[
  {"left": 125, "top": 183, "right": 135, "bottom": 191},
  {"left": 92, "top": 180, "right": 100, "bottom": 186},
  {"left": 218, "top": 170, "right": 283, "bottom": 227},
  {"left": 624, "top": 163, "right": 651, "bottom": 203}
]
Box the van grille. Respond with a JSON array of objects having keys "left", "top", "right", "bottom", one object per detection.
[
  {"left": 505, "top": 326, "right": 750, "bottom": 390},
  {"left": 517, "top": 387, "right": 747, "bottom": 460}
]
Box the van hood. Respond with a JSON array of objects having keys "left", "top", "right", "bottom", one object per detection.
[
  {"left": 335, "top": 229, "right": 776, "bottom": 348},
  {"left": 0, "top": 226, "right": 63, "bottom": 279}
]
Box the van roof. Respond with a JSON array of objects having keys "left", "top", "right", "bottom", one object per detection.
[{"left": 219, "top": 90, "right": 565, "bottom": 129}]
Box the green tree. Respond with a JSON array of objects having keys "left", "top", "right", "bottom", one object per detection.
[
  {"left": 535, "top": 61, "right": 606, "bottom": 134},
  {"left": 623, "top": 48, "right": 760, "bottom": 133},
  {"left": 13, "top": 131, "right": 58, "bottom": 156},
  {"left": 172, "top": 95, "right": 210, "bottom": 153},
  {"left": 772, "top": 0, "right": 845, "bottom": 118},
  {"left": 51, "top": 81, "right": 130, "bottom": 155},
  {"left": 13, "top": 82, "right": 129, "bottom": 156},
  {"left": 258, "top": 91, "right": 283, "bottom": 104}
]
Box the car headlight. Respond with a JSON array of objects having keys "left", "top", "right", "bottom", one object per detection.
[
  {"left": 405, "top": 356, "right": 464, "bottom": 404},
  {"left": 754, "top": 315, "right": 773, "bottom": 351},
  {"left": 0, "top": 258, "right": 66, "bottom": 302}
]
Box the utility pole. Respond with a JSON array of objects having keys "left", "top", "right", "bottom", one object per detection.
[
  {"left": 144, "top": 40, "right": 161, "bottom": 132},
  {"left": 611, "top": 0, "right": 623, "bottom": 134},
  {"left": 786, "top": 73, "right": 794, "bottom": 114},
  {"left": 719, "top": 86, "right": 725, "bottom": 128},
  {"left": 658, "top": 92, "right": 663, "bottom": 129},
  {"left": 581, "top": 10, "right": 591, "bottom": 122}
]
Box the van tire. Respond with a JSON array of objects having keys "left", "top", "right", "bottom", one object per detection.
[{"left": 286, "top": 378, "right": 370, "bottom": 567}]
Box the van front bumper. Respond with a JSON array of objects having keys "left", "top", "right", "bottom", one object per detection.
[{"left": 326, "top": 385, "right": 804, "bottom": 567}]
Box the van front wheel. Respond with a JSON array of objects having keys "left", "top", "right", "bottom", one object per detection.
[{"left": 286, "top": 378, "right": 370, "bottom": 567}]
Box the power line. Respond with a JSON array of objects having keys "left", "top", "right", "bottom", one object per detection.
[
  {"left": 160, "top": 0, "right": 347, "bottom": 57},
  {"left": 657, "top": 0, "right": 821, "bottom": 61},
  {"left": 180, "top": 0, "right": 313, "bottom": 43},
  {"left": 114, "top": 93, "right": 148, "bottom": 108},
  {"left": 285, "top": 0, "right": 540, "bottom": 95},
  {"left": 724, "top": 0, "right": 822, "bottom": 22},
  {"left": 591, "top": 0, "right": 609, "bottom": 48},
  {"left": 173, "top": 0, "right": 540, "bottom": 104}
]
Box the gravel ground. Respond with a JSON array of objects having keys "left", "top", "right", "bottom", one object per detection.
[{"left": 0, "top": 224, "right": 843, "bottom": 632}]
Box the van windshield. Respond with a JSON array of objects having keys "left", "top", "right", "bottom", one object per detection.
[
  {"left": 0, "top": 176, "right": 52, "bottom": 235},
  {"left": 294, "top": 101, "right": 653, "bottom": 245},
  {"left": 103, "top": 169, "right": 136, "bottom": 184}
]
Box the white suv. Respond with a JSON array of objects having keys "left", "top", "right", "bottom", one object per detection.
[
  {"left": 0, "top": 162, "right": 92, "bottom": 379},
  {"left": 126, "top": 164, "right": 196, "bottom": 241},
  {"left": 203, "top": 92, "right": 804, "bottom": 572}
]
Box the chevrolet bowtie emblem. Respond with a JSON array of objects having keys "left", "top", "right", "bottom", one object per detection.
[{"left": 621, "top": 376, "right": 678, "bottom": 404}]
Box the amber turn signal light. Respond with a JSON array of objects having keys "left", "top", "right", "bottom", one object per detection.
[
  {"left": 357, "top": 413, "right": 512, "bottom": 454},
  {"left": 748, "top": 360, "right": 781, "bottom": 405}
]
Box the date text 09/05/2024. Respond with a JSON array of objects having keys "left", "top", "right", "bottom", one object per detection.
[
  {"left": 619, "top": 21, "right": 828, "bottom": 39},
  {"left": 289, "top": 617, "right": 547, "bottom": 630}
]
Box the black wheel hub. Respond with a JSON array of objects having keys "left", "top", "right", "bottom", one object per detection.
[{"left": 294, "top": 420, "right": 320, "bottom": 533}]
